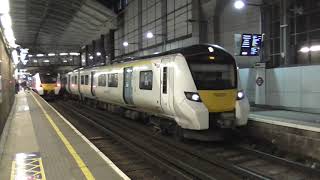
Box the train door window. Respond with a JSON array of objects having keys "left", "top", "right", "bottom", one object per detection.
[
  {"left": 98, "top": 74, "right": 106, "bottom": 87},
  {"left": 163, "top": 67, "right": 167, "bottom": 94},
  {"left": 139, "top": 70, "right": 153, "bottom": 90},
  {"left": 85, "top": 75, "right": 89, "bottom": 85},
  {"left": 108, "top": 73, "right": 118, "bottom": 87},
  {"left": 81, "top": 76, "right": 84, "bottom": 85},
  {"left": 75, "top": 76, "right": 78, "bottom": 84}
]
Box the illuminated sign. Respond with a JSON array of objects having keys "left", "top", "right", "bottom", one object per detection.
[{"left": 240, "top": 34, "right": 262, "bottom": 56}]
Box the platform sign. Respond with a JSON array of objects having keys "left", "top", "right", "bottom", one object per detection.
[{"left": 239, "top": 34, "right": 262, "bottom": 56}]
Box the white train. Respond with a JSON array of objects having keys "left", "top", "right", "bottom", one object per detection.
[
  {"left": 66, "top": 44, "right": 250, "bottom": 140},
  {"left": 32, "top": 73, "right": 61, "bottom": 96}
]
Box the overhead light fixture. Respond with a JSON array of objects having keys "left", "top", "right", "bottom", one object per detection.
[
  {"left": 96, "top": 52, "right": 101, "bottom": 56},
  {"left": 300, "top": 47, "right": 310, "bottom": 53},
  {"left": 43, "top": 60, "right": 50, "bottom": 63},
  {"left": 153, "top": 52, "right": 160, "bottom": 54},
  {"left": 36, "top": 54, "right": 44, "bottom": 57},
  {"left": 123, "top": 41, "right": 129, "bottom": 47},
  {"left": 310, "top": 45, "right": 320, "bottom": 52},
  {"left": 48, "top": 53, "right": 55, "bottom": 56},
  {"left": 0, "top": 14, "right": 12, "bottom": 29},
  {"left": 234, "top": 0, "right": 245, "bottom": 9},
  {"left": 28, "top": 55, "right": 33, "bottom": 57},
  {"left": 59, "top": 53, "right": 68, "bottom": 56},
  {"left": 0, "top": 0, "right": 10, "bottom": 14},
  {"left": 63, "top": 60, "right": 68, "bottom": 63},
  {"left": 146, "top": 31, "right": 154, "bottom": 39},
  {"left": 69, "top": 52, "right": 80, "bottom": 56},
  {"left": 4, "top": 28, "right": 16, "bottom": 47},
  {"left": 89, "top": 56, "right": 93, "bottom": 60},
  {"left": 33, "top": 60, "right": 38, "bottom": 63}
]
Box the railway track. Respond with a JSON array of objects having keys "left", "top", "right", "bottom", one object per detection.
[{"left": 52, "top": 99, "right": 320, "bottom": 180}]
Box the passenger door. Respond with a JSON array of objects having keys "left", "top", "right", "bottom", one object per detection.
[
  {"left": 123, "top": 67, "right": 134, "bottom": 105},
  {"left": 68, "top": 75, "right": 71, "bottom": 92},
  {"left": 160, "top": 57, "right": 173, "bottom": 114},
  {"left": 90, "top": 71, "right": 95, "bottom": 96}
]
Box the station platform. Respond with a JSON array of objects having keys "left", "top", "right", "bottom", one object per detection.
[
  {"left": 0, "top": 91, "right": 129, "bottom": 180},
  {"left": 247, "top": 107, "right": 320, "bottom": 161},
  {"left": 249, "top": 107, "right": 320, "bottom": 132}
]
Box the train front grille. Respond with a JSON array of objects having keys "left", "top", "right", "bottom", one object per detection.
[{"left": 209, "top": 111, "right": 235, "bottom": 129}]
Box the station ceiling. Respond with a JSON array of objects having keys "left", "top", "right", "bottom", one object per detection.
[{"left": 10, "top": 0, "right": 117, "bottom": 53}]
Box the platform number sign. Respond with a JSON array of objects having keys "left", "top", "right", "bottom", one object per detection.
[
  {"left": 256, "top": 77, "right": 264, "bottom": 86},
  {"left": 11, "top": 152, "right": 46, "bottom": 180}
]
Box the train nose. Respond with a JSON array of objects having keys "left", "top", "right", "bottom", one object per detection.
[{"left": 198, "top": 89, "right": 237, "bottom": 113}]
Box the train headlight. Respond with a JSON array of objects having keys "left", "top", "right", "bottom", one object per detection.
[
  {"left": 185, "top": 92, "right": 201, "bottom": 102},
  {"left": 237, "top": 90, "right": 245, "bottom": 100}
]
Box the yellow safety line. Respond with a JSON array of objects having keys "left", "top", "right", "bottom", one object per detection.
[
  {"left": 31, "top": 92, "right": 95, "bottom": 180},
  {"left": 10, "top": 161, "right": 15, "bottom": 180},
  {"left": 39, "top": 158, "right": 47, "bottom": 180}
]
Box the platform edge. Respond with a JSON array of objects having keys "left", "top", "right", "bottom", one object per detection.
[{"left": 33, "top": 92, "right": 130, "bottom": 180}]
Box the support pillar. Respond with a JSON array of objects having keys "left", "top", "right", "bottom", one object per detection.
[{"left": 280, "top": 0, "right": 290, "bottom": 65}]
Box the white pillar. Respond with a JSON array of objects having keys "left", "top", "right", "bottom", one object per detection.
[{"left": 254, "top": 63, "right": 266, "bottom": 105}]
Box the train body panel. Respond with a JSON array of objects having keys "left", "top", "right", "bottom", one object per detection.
[{"left": 65, "top": 44, "right": 250, "bottom": 139}]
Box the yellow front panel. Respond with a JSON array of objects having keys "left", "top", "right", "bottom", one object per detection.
[
  {"left": 42, "top": 84, "right": 56, "bottom": 91},
  {"left": 198, "top": 89, "right": 237, "bottom": 112}
]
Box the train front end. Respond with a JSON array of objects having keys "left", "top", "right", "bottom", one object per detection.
[
  {"left": 176, "top": 45, "right": 250, "bottom": 140},
  {"left": 33, "top": 73, "right": 60, "bottom": 97}
]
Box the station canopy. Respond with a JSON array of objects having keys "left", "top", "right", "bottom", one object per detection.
[{"left": 10, "top": 0, "right": 117, "bottom": 53}]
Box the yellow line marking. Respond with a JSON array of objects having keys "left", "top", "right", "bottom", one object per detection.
[
  {"left": 39, "top": 158, "right": 46, "bottom": 180},
  {"left": 30, "top": 92, "right": 95, "bottom": 180},
  {"left": 10, "top": 161, "right": 15, "bottom": 180}
]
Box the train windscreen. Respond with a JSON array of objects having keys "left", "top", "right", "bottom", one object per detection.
[
  {"left": 186, "top": 49, "right": 237, "bottom": 90},
  {"left": 40, "top": 74, "right": 57, "bottom": 84}
]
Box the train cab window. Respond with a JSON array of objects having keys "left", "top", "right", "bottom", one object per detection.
[
  {"left": 139, "top": 71, "right": 153, "bottom": 90},
  {"left": 98, "top": 74, "right": 106, "bottom": 87},
  {"left": 186, "top": 49, "right": 236, "bottom": 90},
  {"left": 85, "top": 75, "right": 89, "bottom": 85},
  {"left": 80, "top": 76, "right": 84, "bottom": 85},
  {"left": 163, "top": 67, "right": 167, "bottom": 94},
  {"left": 108, "top": 73, "right": 118, "bottom": 87}
]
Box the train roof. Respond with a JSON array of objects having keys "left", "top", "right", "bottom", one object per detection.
[{"left": 72, "top": 44, "right": 229, "bottom": 72}]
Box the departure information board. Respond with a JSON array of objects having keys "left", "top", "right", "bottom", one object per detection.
[{"left": 240, "top": 34, "right": 262, "bottom": 56}]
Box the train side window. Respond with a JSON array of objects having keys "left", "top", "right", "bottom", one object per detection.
[
  {"left": 81, "top": 76, "right": 84, "bottom": 85},
  {"left": 98, "top": 74, "right": 106, "bottom": 87},
  {"left": 108, "top": 73, "right": 118, "bottom": 87},
  {"left": 85, "top": 75, "right": 89, "bottom": 85},
  {"left": 139, "top": 70, "right": 153, "bottom": 90},
  {"left": 163, "top": 67, "right": 167, "bottom": 94}
]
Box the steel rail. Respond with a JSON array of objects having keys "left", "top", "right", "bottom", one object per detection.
[{"left": 60, "top": 101, "right": 272, "bottom": 180}]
